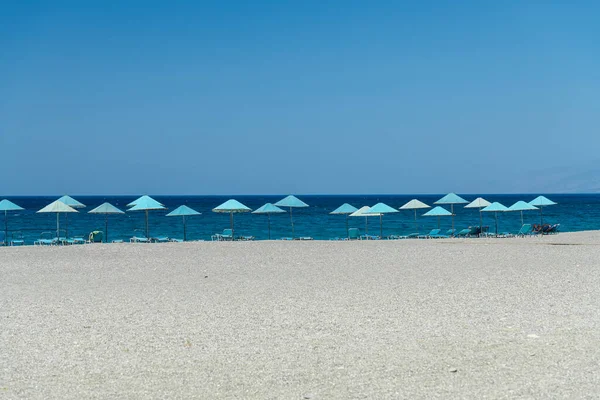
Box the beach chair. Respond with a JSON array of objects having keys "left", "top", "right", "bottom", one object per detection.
[
  {"left": 456, "top": 228, "right": 470, "bottom": 237},
  {"left": 212, "top": 229, "right": 233, "bottom": 241},
  {"left": 87, "top": 231, "right": 104, "bottom": 243},
  {"left": 295, "top": 237, "right": 314, "bottom": 241},
  {"left": 130, "top": 236, "right": 150, "bottom": 243},
  {"left": 239, "top": 236, "right": 255, "bottom": 241},
  {"left": 169, "top": 238, "right": 183, "bottom": 243},
  {"left": 418, "top": 229, "right": 441, "bottom": 239},
  {"left": 468, "top": 226, "right": 482, "bottom": 237},
  {"left": 445, "top": 229, "right": 456, "bottom": 237},
  {"left": 34, "top": 232, "right": 57, "bottom": 246},
  {"left": 152, "top": 236, "right": 170, "bottom": 243},
  {"left": 430, "top": 230, "right": 449, "bottom": 239},
  {"left": 10, "top": 232, "right": 25, "bottom": 246},
  {"left": 348, "top": 228, "right": 360, "bottom": 240},
  {"left": 360, "top": 234, "right": 379, "bottom": 240},
  {"left": 516, "top": 224, "right": 532, "bottom": 237}
]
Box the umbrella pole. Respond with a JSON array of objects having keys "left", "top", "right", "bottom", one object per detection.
[
  {"left": 145, "top": 210, "right": 149, "bottom": 239},
  {"left": 521, "top": 211, "right": 524, "bottom": 226},
  {"left": 290, "top": 207, "right": 294, "bottom": 238},
  {"left": 437, "top": 216, "right": 440, "bottom": 229},
  {"left": 183, "top": 215, "right": 187, "bottom": 242},
  {"left": 268, "top": 214, "right": 271, "bottom": 240},
  {"left": 495, "top": 212, "right": 498, "bottom": 236},
  {"left": 451, "top": 204, "right": 454, "bottom": 231},
  {"left": 365, "top": 217, "right": 368, "bottom": 234},
  {"left": 56, "top": 213, "right": 60, "bottom": 240},
  {"left": 230, "top": 212, "right": 234, "bottom": 239},
  {"left": 105, "top": 214, "right": 108, "bottom": 243},
  {"left": 414, "top": 209, "right": 418, "bottom": 233},
  {"left": 4, "top": 210, "right": 7, "bottom": 245},
  {"left": 380, "top": 214, "right": 383, "bottom": 238},
  {"left": 479, "top": 209, "right": 483, "bottom": 233},
  {"left": 65, "top": 213, "right": 68, "bottom": 238},
  {"left": 540, "top": 207, "right": 544, "bottom": 235}
]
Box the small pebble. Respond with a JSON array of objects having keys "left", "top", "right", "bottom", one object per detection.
[
  {"left": 527, "top": 334, "right": 539, "bottom": 339},
  {"left": 449, "top": 368, "right": 458, "bottom": 373},
  {"left": 303, "top": 394, "right": 314, "bottom": 399}
]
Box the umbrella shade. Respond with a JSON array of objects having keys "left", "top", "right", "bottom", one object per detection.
[
  {"left": 167, "top": 205, "right": 201, "bottom": 242},
  {"left": 89, "top": 202, "right": 125, "bottom": 243},
  {"left": 482, "top": 202, "right": 508, "bottom": 235},
  {"left": 464, "top": 197, "right": 491, "bottom": 231},
  {"left": 529, "top": 196, "right": 557, "bottom": 229},
  {"left": 213, "top": 199, "right": 251, "bottom": 238},
  {"left": 330, "top": 203, "right": 358, "bottom": 239},
  {"left": 399, "top": 199, "right": 430, "bottom": 233},
  {"left": 435, "top": 193, "right": 467, "bottom": 230},
  {"left": 253, "top": 203, "right": 286, "bottom": 240},
  {"left": 368, "top": 203, "right": 398, "bottom": 238},
  {"left": 128, "top": 196, "right": 166, "bottom": 238},
  {"left": 37, "top": 200, "right": 78, "bottom": 240},
  {"left": 507, "top": 201, "right": 538, "bottom": 226},
  {"left": 274, "top": 195, "right": 308, "bottom": 238},
  {"left": 350, "top": 206, "right": 380, "bottom": 235},
  {"left": 423, "top": 206, "right": 452, "bottom": 229},
  {"left": 0, "top": 199, "right": 24, "bottom": 245},
  {"left": 127, "top": 195, "right": 165, "bottom": 208}
]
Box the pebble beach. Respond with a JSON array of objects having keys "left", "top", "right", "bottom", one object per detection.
[{"left": 2, "top": 232, "right": 600, "bottom": 399}]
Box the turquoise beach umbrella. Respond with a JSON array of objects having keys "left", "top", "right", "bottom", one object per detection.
[
  {"left": 399, "top": 199, "right": 430, "bottom": 233},
  {"left": 57, "top": 195, "right": 85, "bottom": 238},
  {"left": 350, "top": 206, "right": 380, "bottom": 235},
  {"left": 330, "top": 203, "right": 358, "bottom": 238},
  {"left": 253, "top": 203, "right": 286, "bottom": 240},
  {"left": 464, "top": 197, "right": 491, "bottom": 232},
  {"left": 0, "top": 199, "right": 24, "bottom": 245},
  {"left": 434, "top": 193, "right": 467, "bottom": 231},
  {"left": 368, "top": 202, "right": 399, "bottom": 238},
  {"left": 167, "top": 205, "right": 201, "bottom": 242},
  {"left": 88, "top": 202, "right": 125, "bottom": 243},
  {"left": 507, "top": 201, "right": 538, "bottom": 226},
  {"left": 481, "top": 202, "right": 508, "bottom": 236},
  {"left": 529, "top": 196, "right": 557, "bottom": 228},
  {"left": 213, "top": 199, "right": 251, "bottom": 238},
  {"left": 37, "top": 200, "right": 78, "bottom": 240},
  {"left": 423, "top": 206, "right": 452, "bottom": 229},
  {"left": 127, "top": 196, "right": 166, "bottom": 238},
  {"left": 274, "top": 195, "right": 308, "bottom": 239}
]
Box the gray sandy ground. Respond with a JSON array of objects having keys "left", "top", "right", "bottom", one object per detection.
[{"left": 1, "top": 232, "right": 600, "bottom": 399}]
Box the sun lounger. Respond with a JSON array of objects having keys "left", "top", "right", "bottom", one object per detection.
[
  {"left": 418, "top": 229, "right": 441, "bottom": 239},
  {"left": 212, "top": 229, "right": 234, "bottom": 241},
  {"left": 348, "top": 228, "right": 360, "bottom": 240},
  {"left": 152, "top": 236, "right": 170, "bottom": 243},
  {"left": 238, "top": 236, "right": 255, "bottom": 241},
  {"left": 10, "top": 232, "right": 25, "bottom": 246},
  {"left": 34, "top": 232, "right": 57, "bottom": 246},
  {"left": 516, "top": 224, "right": 533, "bottom": 237},
  {"left": 112, "top": 239, "right": 124, "bottom": 243},
  {"left": 360, "top": 234, "right": 379, "bottom": 240},
  {"left": 456, "top": 228, "right": 471, "bottom": 237},
  {"left": 130, "top": 236, "right": 150, "bottom": 243}
]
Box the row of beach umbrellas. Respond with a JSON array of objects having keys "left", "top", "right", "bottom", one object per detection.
[{"left": 0, "top": 194, "right": 557, "bottom": 243}]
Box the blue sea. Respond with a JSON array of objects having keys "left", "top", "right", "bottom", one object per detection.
[{"left": 1, "top": 194, "right": 599, "bottom": 244}]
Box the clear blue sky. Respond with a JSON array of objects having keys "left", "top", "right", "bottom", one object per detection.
[{"left": 1, "top": 1, "right": 599, "bottom": 195}]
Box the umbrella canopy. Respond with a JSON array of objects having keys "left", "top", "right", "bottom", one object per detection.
[
  {"left": 89, "top": 202, "right": 125, "bottom": 243},
  {"left": 399, "top": 199, "right": 430, "bottom": 233},
  {"left": 464, "top": 197, "right": 491, "bottom": 231},
  {"left": 213, "top": 199, "right": 251, "bottom": 238},
  {"left": 0, "top": 199, "right": 24, "bottom": 245},
  {"left": 434, "top": 193, "right": 467, "bottom": 230},
  {"left": 274, "top": 195, "right": 309, "bottom": 238},
  {"left": 330, "top": 203, "right": 358, "bottom": 239},
  {"left": 350, "top": 206, "right": 380, "bottom": 235},
  {"left": 57, "top": 195, "right": 85, "bottom": 238},
  {"left": 368, "top": 203, "right": 398, "bottom": 238},
  {"left": 529, "top": 196, "right": 557, "bottom": 228},
  {"left": 507, "top": 201, "right": 538, "bottom": 226},
  {"left": 127, "top": 195, "right": 165, "bottom": 208},
  {"left": 57, "top": 195, "right": 86, "bottom": 209},
  {"left": 127, "top": 196, "right": 166, "bottom": 238},
  {"left": 423, "top": 206, "right": 452, "bottom": 229},
  {"left": 482, "top": 202, "right": 508, "bottom": 235},
  {"left": 167, "top": 205, "right": 201, "bottom": 242},
  {"left": 37, "top": 200, "right": 78, "bottom": 239},
  {"left": 253, "top": 203, "right": 286, "bottom": 240}
]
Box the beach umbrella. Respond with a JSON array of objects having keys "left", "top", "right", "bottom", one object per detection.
[
  {"left": 529, "top": 196, "right": 557, "bottom": 228},
  {"left": 0, "top": 199, "right": 24, "bottom": 245},
  {"left": 423, "top": 206, "right": 452, "bottom": 229},
  {"left": 212, "top": 199, "right": 251, "bottom": 238},
  {"left": 57, "top": 195, "right": 85, "bottom": 238},
  {"left": 368, "top": 203, "right": 399, "bottom": 238},
  {"left": 166, "top": 205, "right": 201, "bottom": 242},
  {"left": 434, "top": 193, "right": 468, "bottom": 231},
  {"left": 464, "top": 197, "right": 491, "bottom": 232},
  {"left": 481, "top": 202, "right": 508, "bottom": 236},
  {"left": 37, "top": 200, "right": 78, "bottom": 239},
  {"left": 127, "top": 196, "right": 166, "bottom": 238},
  {"left": 330, "top": 203, "right": 358, "bottom": 239},
  {"left": 350, "top": 206, "right": 380, "bottom": 234},
  {"left": 399, "top": 199, "right": 430, "bottom": 233},
  {"left": 507, "top": 201, "right": 538, "bottom": 226},
  {"left": 252, "top": 203, "right": 286, "bottom": 240},
  {"left": 88, "top": 202, "right": 125, "bottom": 243},
  {"left": 274, "top": 195, "right": 308, "bottom": 239}
]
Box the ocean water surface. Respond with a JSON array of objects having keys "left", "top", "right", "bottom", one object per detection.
[{"left": 1, "top": 194, "right": 598, "bottom": 244}]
